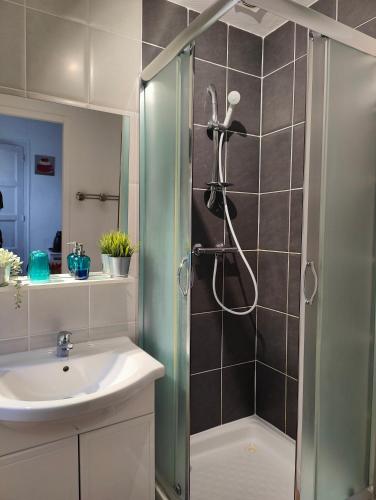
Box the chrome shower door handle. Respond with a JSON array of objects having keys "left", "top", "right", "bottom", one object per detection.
[
  {"left": 304, "top": 260, "right": 318, "bottom": 305},
  {"left": 177, "top": 255, "right": 190, "bottom": 297}
]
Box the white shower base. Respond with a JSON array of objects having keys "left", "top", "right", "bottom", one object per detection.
[{"left": 190, "top": 416, "right": 296, "bottom": 500}]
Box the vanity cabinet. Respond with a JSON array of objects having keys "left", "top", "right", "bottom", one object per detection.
[
  {"left": 0, "top": 385, "right": 156, "bottom": 500},
  {"left": 80, "top": 414, "right": 154, "bottom": 500},
  {"left": 0, "top": 437, "right": 79, "bottom": 500}
]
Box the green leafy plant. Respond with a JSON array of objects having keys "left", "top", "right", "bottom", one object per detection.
[
  {"left": 0, "top": 249, "right": 23, "bottom": 309},
  {"left": 100, "top": 231, "right": 138, "bottom": 258},
  {"left": 99, "top": 232, "right": 113, "bottom": 255}
]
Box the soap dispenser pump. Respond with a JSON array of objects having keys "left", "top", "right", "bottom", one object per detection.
[
  {"left": 72, "top": 244, "right": 91, "bottom": 280},
  {"left": 67, "top": 242, "right": 80, "bottom": 275}
]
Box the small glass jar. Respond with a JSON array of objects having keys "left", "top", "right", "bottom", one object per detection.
[{"left": 28, "top": 250, "right": 50, "bottom": 283}]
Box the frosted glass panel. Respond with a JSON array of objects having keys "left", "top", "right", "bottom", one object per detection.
[
  {"left": 140, "top": 49, "right": 192, "bottom": 500},
  {"left": 302, "top": 38, "right": 376, "bottom": 500}
]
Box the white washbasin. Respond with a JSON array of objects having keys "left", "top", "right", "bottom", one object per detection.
[{"left": 0, "top": 337, "right": 164, "bottom": 422}]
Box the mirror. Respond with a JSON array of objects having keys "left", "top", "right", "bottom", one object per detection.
[{"left": 0, "top": 93, "right": 130, "bottom": 275}]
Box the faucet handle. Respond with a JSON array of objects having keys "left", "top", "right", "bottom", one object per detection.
[{"left": 57, "top": 331, "right": 72, "bottom": 345}]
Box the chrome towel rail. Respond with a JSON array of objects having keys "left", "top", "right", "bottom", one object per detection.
[{"left": 76, "top": 192, "right": 119, "bottom": 202}]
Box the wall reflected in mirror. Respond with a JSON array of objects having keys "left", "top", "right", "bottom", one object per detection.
[{"left": 0, "top": 94, "right": 129, "bottom": 275}]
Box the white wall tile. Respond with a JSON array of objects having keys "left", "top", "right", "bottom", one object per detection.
[
  {"left": 0, "top": 337, "right": 28, "bottom": 355},
  {"left": 30, "top": 328, "right": 89, "bottom": 349},
  {"left": 90, "top": 282, "right": 134, "bottom": 327},
  {"left": 29, "top": 286, "right": 89, "bottom": 335},
  {"left": 0, "top": 1, "right": 26, "bottom": 90},
  {"left": 26, "top": 11, "right": 89, "bottom": 102},
  {"left": 0, "top": 288, "right": 28, "bottom": 339},
  {"left": 26, "top": 0, "right": 89, "bottom": 23},
  {"left": 89, "top": 0, "right": 141, "bottom": 40},
  {"left": 90, "top": 28, "right": 140, "bottom": 111}
]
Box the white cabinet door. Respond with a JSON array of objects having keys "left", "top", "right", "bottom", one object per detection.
[
  {"left": 80, "top": 414, "right": 155, "bottom": 500},
  {"left": 0, "top": 436, "right": 79, "bottom": 500}
]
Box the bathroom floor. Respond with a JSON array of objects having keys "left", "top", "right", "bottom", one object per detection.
[{"left": 190, "top": 416, "right": 295, "bottom": 500}]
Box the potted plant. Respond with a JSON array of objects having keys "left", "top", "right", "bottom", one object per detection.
[
  {"left": 99, "top": 232, "right": 112, "bottom": 274},
  {"left": 106, "top": 231, "right": 138, "bottom": 277},
  {"left": 0, "top": 249, "right": 23, "bottom": 308}
]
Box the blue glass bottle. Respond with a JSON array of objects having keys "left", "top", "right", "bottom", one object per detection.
[
  {"left": 67, "top": 242, "right": 80, "bottom": 275},
  {"left": 72, "top": 244, "right": 91, "bottom": 280}
]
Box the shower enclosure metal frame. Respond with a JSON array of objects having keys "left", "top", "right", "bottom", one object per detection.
[
  {"left": 140, "top": 1, "right": 376, "bottom": 499},
  {"left": 141, "top": 0, "right": 376, "bottom": 84}
]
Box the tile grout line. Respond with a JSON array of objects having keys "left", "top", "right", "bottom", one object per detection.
[
  {"left": 220, "top": 21, "right": 230, "bottom": 427},
  {"left": 194, "top": 120, "right": 306, "bottom": 140},
  {"left": 255, "top": 35, "right": 265, "bottom": 416},
  {"left": 191, "top": 360, "right": 255, "bottom": 377},
  {"left": 262, "top": 53, "right": 307, "bottom": 79},
  {"left": 257, "top": 360, "right": 298, "bottom": 382},
  {"left": 283, "top": 21, "right": 298, "bottom": 435}
]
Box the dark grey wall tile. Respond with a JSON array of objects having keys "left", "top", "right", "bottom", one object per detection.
[
  {"left": 256, "top": 363, "right": 286, "bottom": 432},
  {"left": 262, "top": 63, "right": 294, "bottom": 134},
  {"left": 142, "top": 0, "right": 187, "bottom": 47},
  {"left": 191, "top": 370, "right": 221, "bottom": 434},
  {"left": 286, "top": 378, "right": 298, "bottom": 439},
  {"left": 290, "top": 189, "right": 303, "bottom": 253},
  {"left": 228, "top": 70, "right": 261, "bottom": 135},
  {"left": 258, "top": 251, "right": 288, "bottom": 312},
  {"left": 259, "top": 192, "right": 290, "bottom": 252},
  {"left": 257, "top": 308, "right": 286, "bottom": 373},
  {"left": 312, "top": 0, "right": 337, "bottom": 19},
  {"left": 287, "top": 317, "right": 299, "bottom": 379},
  {"left": 190, "top": 10, "right": 227, "bottom": 66},
  {"left": 142, "top": 43, "right": 162, "bottom": 69},
  {"left": 228, "top": 26, "right": 262, "bottom": 76},
  {"left": 194, "top": 59, "right": 226, "bottom": 127},
  {"left": 294, "top": 56, "right": 307, "bottom": 124},
  {"left": 191, "top": 255, "right": 223, "bottom": 314},
  {"left": 224, "top": 252, "right": 258, "bottom": 309},
  {"left": 260, "top": 128, "right": 291, "bottom": 193},
  {"left": 288, "top": 254, "right": 301, "bottom": 316},
  {"left": 193, "top": 126, "right": 214, "bottom": 189},
  {"left": 264, "top": 22, "right": 295, "bottom": 76},
  {"left": 225, "top": 193, "right": 258, "bottom": 250},
  {"left": 295, "top": 25, "right": 308, "bottom": 58},
  {"left": 338, "top": 0, "right": 376, "bottom": 27},
  {"left": 192, "top": 189, "right": 224, "bottom": 248},
  {"left": 222, "top": 362, "right": 255, "bottom": 423},
  {"left": 358, "top": 18, "right": 376, "bottom": 37},
  {"left": 226, "top": 133, "right": 259, "bottom": 193},
  {"left": 292, "top": 124, "right": 305, "bottom": 189},
  {"left": 191, "top": 312, "right": 222, "bottom": 374},
  {"left": 223, "top": 311, "right": 256, "bottom": 366}
]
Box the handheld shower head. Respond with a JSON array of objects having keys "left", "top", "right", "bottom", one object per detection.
[
  {"left": 228, "top": 90, "right": 241, "bottom": 106},
  {"left": 223, "top": 91, "right": 241, "bottom": 129}
]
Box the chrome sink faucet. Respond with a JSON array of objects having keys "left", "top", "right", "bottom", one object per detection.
[{"left": 57, "top": 331, "right": 73, "bottom": 358}]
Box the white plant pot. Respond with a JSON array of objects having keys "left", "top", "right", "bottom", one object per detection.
[
  {"left": 101, "top": 254, "right": 111, "bottom": 274},
  {"left": 109, "top": 256, "right": 131, "bottom": 277},
  {"left": 0, "top": 265, "right": 11, "bottom": 287}
]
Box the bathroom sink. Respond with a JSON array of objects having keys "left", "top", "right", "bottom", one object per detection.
[{"left": 0, "top": 337, "right": 164, "bottom": 422}]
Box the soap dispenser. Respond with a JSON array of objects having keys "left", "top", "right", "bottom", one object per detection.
[
  {"left": 67, "top": 242, "right": 80, "bottom": 275},
  {"left": 72, "top": 244, "right": 91, "bottom": 280}
]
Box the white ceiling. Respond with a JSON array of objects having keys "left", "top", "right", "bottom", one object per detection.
[{"left": 168, "top": 0, "right": 315, "bottom": 37}]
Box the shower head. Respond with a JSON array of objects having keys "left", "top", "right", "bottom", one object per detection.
[
  {"left": 223, "top": 91, "right": 241, "bottom": 129},
  {"left": 228, "top": 91, "right": 241, "bottom": 106}
]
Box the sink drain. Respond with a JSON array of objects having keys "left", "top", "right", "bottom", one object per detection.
[{"left": 63, "top": 366, "right": 70, "bottom": 372}]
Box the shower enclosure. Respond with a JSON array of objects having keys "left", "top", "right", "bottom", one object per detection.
[{"left": 140, "top": 1, "right": 376, "bottom": 499}]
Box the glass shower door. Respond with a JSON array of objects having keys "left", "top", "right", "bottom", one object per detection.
[
  {"left": 139, "top": 47, "right": 193, "bottom": 500},
  {"left": 299, "top": 36, "right": 376, "bottom": 500}
]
